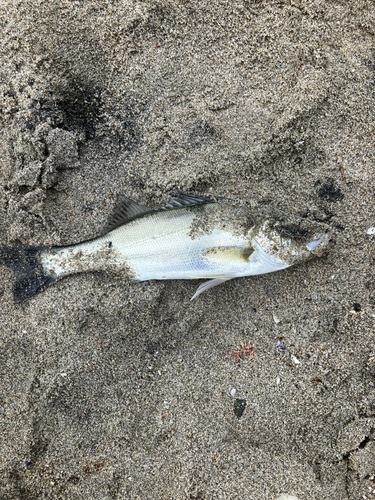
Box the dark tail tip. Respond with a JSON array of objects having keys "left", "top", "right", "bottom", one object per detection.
[{"left": 0, "top": 246, "right": 56, "bottom": 302}]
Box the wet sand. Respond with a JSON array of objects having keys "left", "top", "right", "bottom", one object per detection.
[{"left": 0, "top": 1, "right": 374, "bottom": 499}]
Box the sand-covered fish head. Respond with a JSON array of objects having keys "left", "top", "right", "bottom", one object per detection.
[{"left": 250, "top": 217, "right": 331, "bottom": 267}]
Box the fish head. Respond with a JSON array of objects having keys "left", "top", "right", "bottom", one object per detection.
[{"left": 250, "top": 217, "right": 331, "bottom": 268}]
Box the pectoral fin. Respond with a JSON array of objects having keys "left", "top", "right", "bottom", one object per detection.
[
  {"left": 201, "top": 246, "right": 254, "bottom": 263},
  {"left": 190, "top": 276, "right": 234, "bottom": 301}
]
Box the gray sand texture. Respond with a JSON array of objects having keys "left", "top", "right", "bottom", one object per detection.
[{"left": 0, "top": 1, "right": 375, "bottom": 499}]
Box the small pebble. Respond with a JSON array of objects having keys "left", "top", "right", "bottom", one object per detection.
[
  {"left": 367, "top": 227, "right": 375, "bottom": 235},
  {"left": 277, "top": 340, "right": 287, "bottom": 351},
  {"left": 233, "top": 399, "right": 247, "bottom": 418},
  {"left": 230, "top": 388, "right": 236, "bottom": 398},
  {"left": 276, "top": 377, "right": 280, "bottom": 385}
]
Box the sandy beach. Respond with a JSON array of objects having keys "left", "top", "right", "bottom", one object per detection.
[{"left": 0, "top": 1, "right": 374, "bottom": 498}]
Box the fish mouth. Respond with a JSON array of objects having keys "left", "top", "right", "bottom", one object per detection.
[{"left": 254, "top": 225, "right": 331, "bottom": 268}]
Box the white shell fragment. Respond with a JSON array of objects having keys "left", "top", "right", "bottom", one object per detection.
[
  {"left": 276, "top": 377, "right": 281, "bottom": 385},
  {"left": 230, "top": 388, "right": 236, "bottom": 398},
  {"left": 276, "top": 495, "right": 299, "bottom": 500},
  {"left": 367, "top": 227, "right": 375, "bottom": 235},
  {"left": 273, "top": 312, "right": 281, "bottom": 324},
  {"left": 291, "top": 355, "right": 300, "bottom": 365}
]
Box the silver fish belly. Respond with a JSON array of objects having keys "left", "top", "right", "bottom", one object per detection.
[{"left": 0, "top": 194, "right": 331, "bottom": 302}]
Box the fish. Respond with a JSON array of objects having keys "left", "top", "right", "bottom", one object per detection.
[{"left": 0, "top": 193, "right": 331, "bottom": 302}]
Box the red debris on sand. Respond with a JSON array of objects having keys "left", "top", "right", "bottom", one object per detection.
[{"left": 230, "top": 342, "right": 257, "bottom": 362}]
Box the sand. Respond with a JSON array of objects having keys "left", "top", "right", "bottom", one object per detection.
[{"left": 0, "top": 1, "right": 374, "bottom": 499}]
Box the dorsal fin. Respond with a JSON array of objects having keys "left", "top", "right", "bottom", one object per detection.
[
  {"left": 101, "top": 195, "right": 151, "bottom": 234},
  {"left": 160, "top": 193, "right": 214, "bottom": 210},
  {"left": 101, "top": 193, "right": 216, "bottom": 235}
]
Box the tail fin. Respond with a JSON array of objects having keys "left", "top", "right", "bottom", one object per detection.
[{"left": 0, "top": 246, "right": 56, "bottom": 302}]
